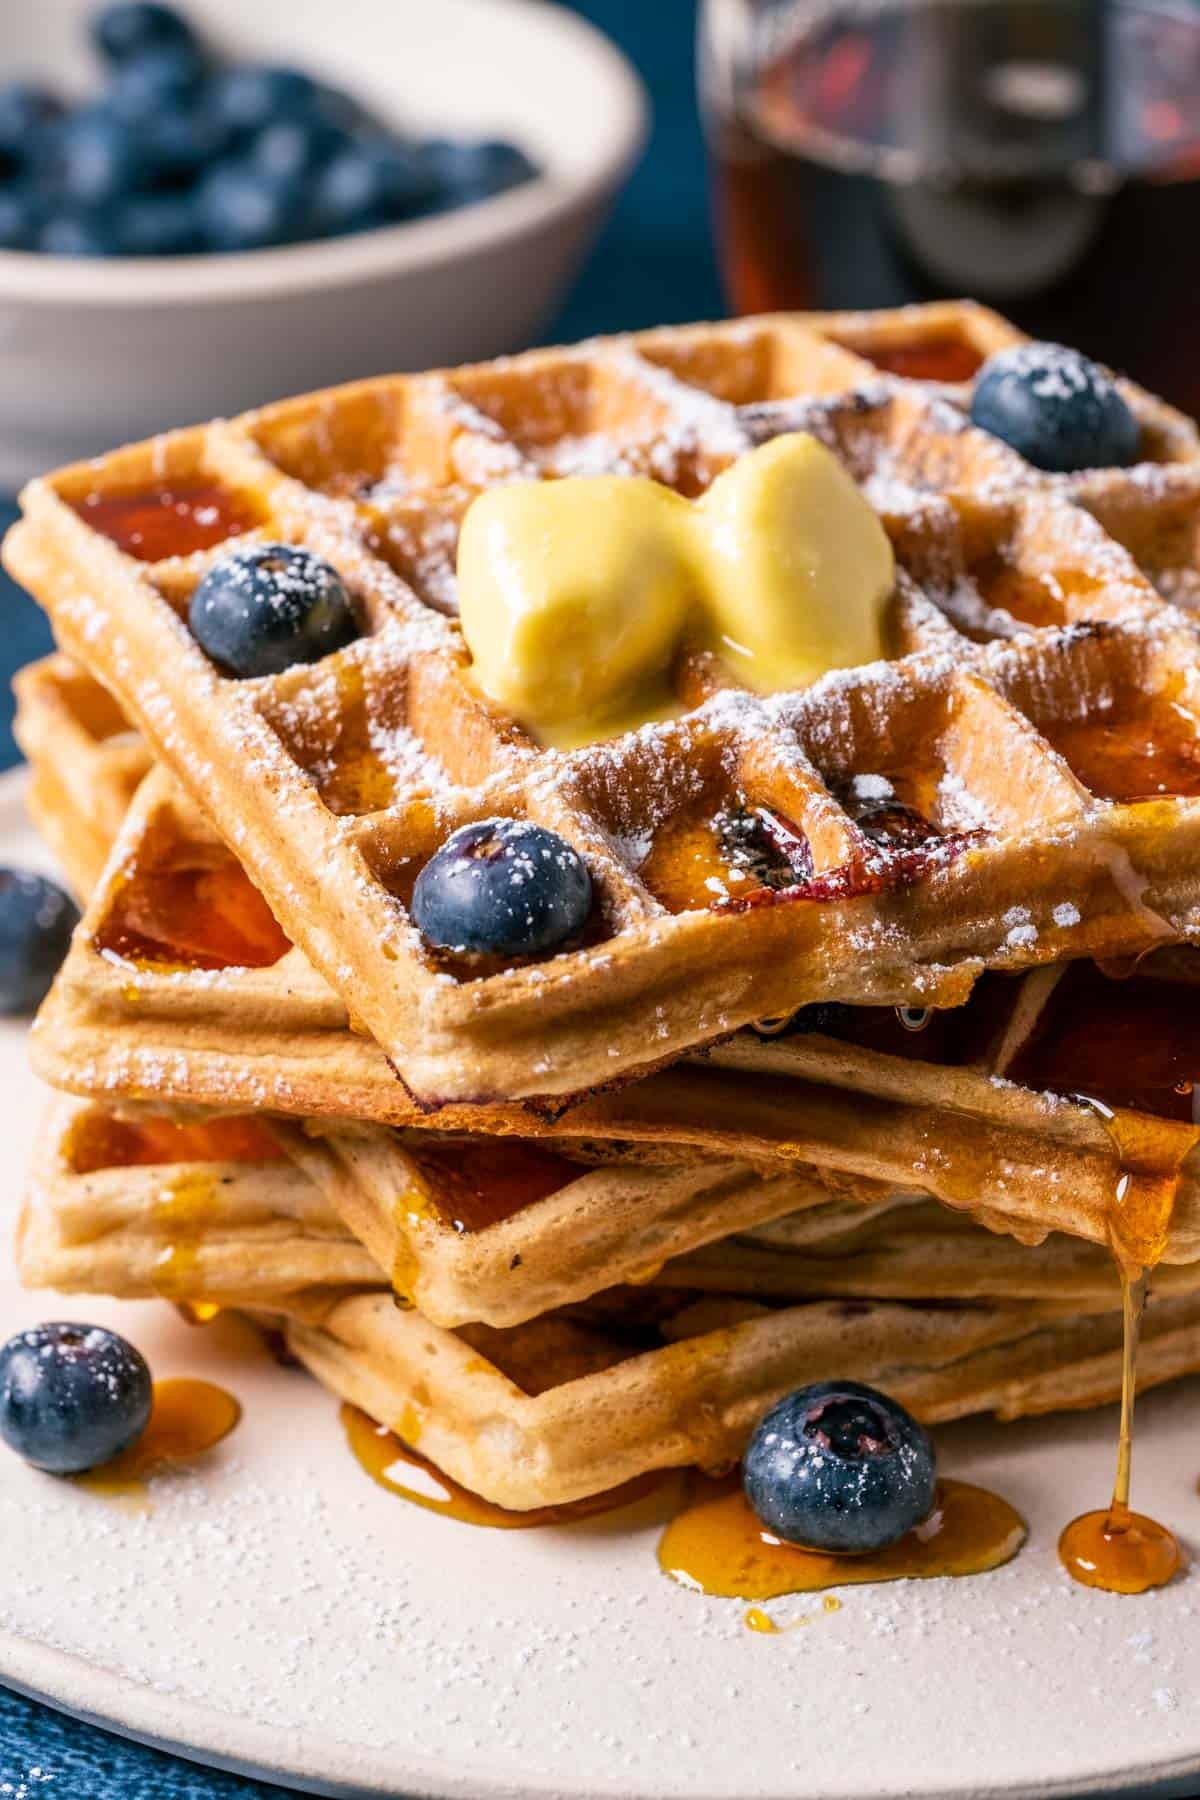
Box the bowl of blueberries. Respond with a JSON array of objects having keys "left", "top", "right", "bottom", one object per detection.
[{"left": 0, "top": 0, "right": 646, "bottom": 482}]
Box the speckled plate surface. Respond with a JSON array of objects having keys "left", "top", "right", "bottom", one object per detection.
[{"left": 5, "top": 767, "right": 1200, "bottom": 1800}]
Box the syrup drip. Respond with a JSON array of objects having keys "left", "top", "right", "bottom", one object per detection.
[
  {"left": 658, "top": 1478, "right": 1025, "bottom": 1600},
  {"left": 341, "top": 1404, "right": 666, "bottom": 1527},
  {"left": 72, "top": 483, "right": 259, "bottom": 562},
  {"left": 75, "top": 1378, "right": 241, "bottom": 1499},
  {"left": 1056, "top": 1100, "right": 1195, "bottom": 1594}
]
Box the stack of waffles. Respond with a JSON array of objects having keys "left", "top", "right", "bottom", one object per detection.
[{"left": 12, "top": 300, "right": 1200, "bottom": 1510}]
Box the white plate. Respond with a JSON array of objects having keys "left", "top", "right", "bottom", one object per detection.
[{"left": 3, "top": 763, "right": 1200, "bottom": 1800}]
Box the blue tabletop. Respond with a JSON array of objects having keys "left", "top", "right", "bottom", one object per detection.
[{"left": 0, "top": 4, "right": 721, "bottom": 1795}]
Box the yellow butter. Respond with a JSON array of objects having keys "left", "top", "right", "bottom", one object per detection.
[
  {"left": 456, "top": 474, "right": 693, "bottom": 748},
  {"left": 692, "top": 433, "right": 895, "bottom": 689},
  {"left": 456, "top": 434, "right": 894, "bottom": 748}
]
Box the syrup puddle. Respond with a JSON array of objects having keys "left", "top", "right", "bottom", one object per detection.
[
  {"left": 341, "top": 1404, "right": 666, "bottom": 1528},
  {"left": 74, "top": 1378, "right": 241, "bottom": 1508},
  {"left": 658, "top": 1477, "right": 1025, "bottom": 1600}
]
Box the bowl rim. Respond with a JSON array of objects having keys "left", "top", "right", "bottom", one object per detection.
[{"left": 0, "top": 0, "right": 648, "bottom": 308}]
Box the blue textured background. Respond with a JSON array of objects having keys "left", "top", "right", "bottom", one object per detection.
[{"left": 0, "top": 3, "right": 720, "bottom": 1794}]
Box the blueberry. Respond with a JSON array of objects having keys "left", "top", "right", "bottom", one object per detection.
[
  {"left": 107, "top": 44, "right": 205, "bottom": 120},
  {"left": 310, "top": 138, "right": 437, "bottom": 235},
  {"left": 194, "top": 159, "right": 306, "bottom": 252},
  {"left": 0, "top": 1322, "right": 152, "bottom": 1475},
  {"left": 250, "top": 115, "right": 345, "bottom": 183},
  {"left": 43, "top": 106, "right": 145, "bottom": 208},
  {"left": 0, "top": 185, "right": 40, "bottom": 251},
  {"left": 412, "top": 819, "right": 592, "bottom": 958},
  {"left": 140, "top": 105, "right": 227, "bottom": 188},
  {"left": 424, "top": 136, "right": 539, "bottom": 206},
  {"left": 970, "top": 342, "right": 1140, "bottom": 473},
  {"left": 743, "top": 1379, "right": 936, "bottom": 1554},
  {"left": 0, "top": 870, "right": 78, "bottom": 1008},
  {"left": 0, "top": 83, "right": 63, "bottom": 174},
  {"left": 208, "top": 65, "right": 318, "bottom": 139},
  {"left": 116, "top": 191, "right": 198, "bottom": 255},
  {"left": 188, "top": 543, "right": 357, "bottom": 677},
  {"left": 38, "top": 210, "right": 117, "bottom": 257},
  {"left": 91, "top": 3, "right": 197, "bottom": 64}
]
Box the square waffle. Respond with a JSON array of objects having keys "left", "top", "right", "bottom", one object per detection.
[
  {"left": 14, "top": 308, "right": 1200, "bottom": 1105},
  {"left": 29, "top": 751, "right": 1200, "bottom": 1270},
  {"left": 21, "top": 1098, "right": 1200, "bottom": 1511}
]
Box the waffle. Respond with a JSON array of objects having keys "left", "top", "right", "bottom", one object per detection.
[
  {"left": 29, "top": 757, "right": 1200, "bottom": 1268},
  {"left": 14, "top": 309, "right": 1200, "bottom": 1105},
  {"left": 22, "top": 1098, "right": 1200, "bottom": 1510},
  {"left": 13, "top": 654, "right": 150, "bottom": 900},
  {"left": 20, "top": 1095, "right": 377, "bottom": 1304}
]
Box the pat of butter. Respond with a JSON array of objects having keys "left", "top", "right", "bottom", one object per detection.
[{"left": 457, "top": 433, "right": 894, "bottom": 748}]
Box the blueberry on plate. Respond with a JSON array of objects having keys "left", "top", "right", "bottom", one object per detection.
[
  {"left": 0, "top": 1322, "right": 152, "bottom": 1475},
  {"left": 116, "top": 191, "right": 199, "bottom": 256},
  {"left": 0, "top": 869, "right": 78, "bottom": 1010},
  {"left": 310, "top": 138, "right": 437, "bottom": 235},
  {"left": 194, "top": 158, "right": 307, "bottom": 252},
  {"left": 208, "top": 64, "right": 319, "bottom": 138},
  {"left": 189, "top": 543, "right": 357, "bottom": 677},
  {"left": 969, "top": 342, "right": 1140, "bottom": 473},
  {"left": 412, "top": 819, "right": 593, "bottom": 958},
  {"left": 743, "top": 1379, "right": 936, "bottom": 1554},
  {"left": 91, "top": 2, "right": 197, "bottom": 64},
  {"left": 0, "top": 82, "right": 63, "bottom": 172}
]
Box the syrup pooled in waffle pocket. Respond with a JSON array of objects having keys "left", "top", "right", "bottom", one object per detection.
[
  {"left": 12, "top": 308, "right": 1200, "bottom": 1106},
  {"left": 14, "top": 302, "right": 1200, "bottom": 1602}
]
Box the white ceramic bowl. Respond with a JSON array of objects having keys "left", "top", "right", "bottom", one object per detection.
[{"left": 0, "top": 0, "right": 646, "bottom": 485}]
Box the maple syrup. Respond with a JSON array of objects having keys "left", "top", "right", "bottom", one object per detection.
[
  {"left": 1042, "top": 701, "right": 1200, "bottom": 802},
  {"left": 95, "top": 856, "right": 291, "bottom": 971},
  {"left": 658, "top": 1477, "right": 1025, "bottom": 1599},
  {"left": 72, "top": 483, "right": 260, "bottom": 562},
  {"left": 834, "top": 336, "right": 985, "bottom": 384},
  {"left": 404, "top": 1139, "right": 580, "bottom": 1234},
  {"left": 67, "top": 1110, "right": 283, "bottom": 1174},
  {"left": 1006, "top": 961, "right": 1200, "bottom": 1123},
  {"left": 640, "top": 796, "right": 813, "bottom": 913},
  {"left": 75, "top": 1378, "right": 241, "bottom": 1499},
  {"left": 341, "top": 1404, "right": 667, "bottom": 1527},
  {"left": 704, "top": 0, "right": 1200, "bottom": 420},
  {"left": 1055, "top": 1100, "right": 1194, "bottom": 1593}
]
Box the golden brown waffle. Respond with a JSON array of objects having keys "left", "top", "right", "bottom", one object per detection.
[
  {"left": 13, "top": 654, "right": 150, "bottom": 900},
  {"left": 286, "top": 1282, "right": 1200, "bottom": 1508},
  {"left": 665, "top": 1194, "right": 1200, "bottom": 1313},
  {"left": 30, "top": 762, "right": 1200, "bottom": 1267},
  {"left": 23, "top": 1097, "right": 1200, "bottom": 1508},
  {"left": 277, "top": 1118, "right": 836, "bottom": 1329},
  {"left": 14, "top": 307, "right": 1200, "bottom": 1105},
  {"left": 20, "top": 1095, "right": 377, "bottom": 1303}
]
